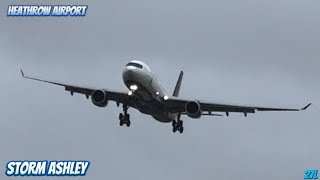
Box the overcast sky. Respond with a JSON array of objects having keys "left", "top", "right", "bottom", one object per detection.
[{"left": 1, "top": 0, "right": 320, "bottom": 179}]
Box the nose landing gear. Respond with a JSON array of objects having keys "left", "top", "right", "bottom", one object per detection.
[{"left": 119, "top": 104, "right": 131, "bottom": 127}]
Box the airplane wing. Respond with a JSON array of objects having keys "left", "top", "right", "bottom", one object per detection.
[
  {"left": 163, "top": 96, "right": 311, "bottom": 116},
  {"left": 20, "top": 69, "right": 134, "bottom": 107}
]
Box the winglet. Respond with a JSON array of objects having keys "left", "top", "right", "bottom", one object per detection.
[
  {"left": 20, "top": 69, "right": 25, "bottom": 77},
  {"left": 301, "top": 103, "right": 312, "bottom": 110}
]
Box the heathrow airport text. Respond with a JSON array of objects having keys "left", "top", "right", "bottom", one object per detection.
[{"left": 7, "top": 5, "right": 88, "bottom": 16}]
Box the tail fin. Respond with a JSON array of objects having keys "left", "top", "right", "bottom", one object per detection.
[{"left": 172, "top": 71, "right": 184, "bottom": 97}]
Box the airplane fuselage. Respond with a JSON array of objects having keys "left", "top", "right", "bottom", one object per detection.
[{"left": 122, "top": 60, "right": 176, "bottom": 123}]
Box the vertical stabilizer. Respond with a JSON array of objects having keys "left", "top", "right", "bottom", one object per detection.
[{"left": 172, "top": 71, "right": 184, "bottom": 97}]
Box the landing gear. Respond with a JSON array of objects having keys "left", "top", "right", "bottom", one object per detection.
[
  {"left": 119, "top": 104, "right": 131, "bottom": 127},
  {"left": 119, "top": 114, "right": 130, "bottom": 127},
  {"left": 172, "top": 114, "right": 184, "bottom": 133}
]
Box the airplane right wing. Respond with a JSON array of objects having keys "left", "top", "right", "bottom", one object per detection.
[{"left": 20, "top": 69, "right": 135, "bottom": 107}]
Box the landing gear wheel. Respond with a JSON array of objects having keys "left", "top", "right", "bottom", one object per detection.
[
  {"left": 179, "top": 126, "right": 184, "bottom": 133},
  {"left": 126, "top": 120, "right": 131, "bottom": 127},
  {"left": 120, "top": 120, "right": 124, "bottom": 126},
  {"left": 119, "top": 113, "right": 123, "bottom": 121},
  {"left": 173, "top": 125, "right": 177, "bottom": 133}
]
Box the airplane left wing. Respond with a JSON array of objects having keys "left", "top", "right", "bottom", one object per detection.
[
  {"left": 20, "top": 69, "right": 133, "bottom": 107},
  {"left": 163, "top": 96, "right": 311, "bottom": 116}
]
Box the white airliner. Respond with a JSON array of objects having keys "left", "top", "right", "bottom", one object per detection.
[{"left": 21, "top": 60, "right": 311, "bottom": 133}]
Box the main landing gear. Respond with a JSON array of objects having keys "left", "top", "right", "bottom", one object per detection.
[
  {"left": 119, "top": 104, "right": 131, "bottom": 127},
  {"left": 172, "top": 113, "right": 183, "bottom": 133}
]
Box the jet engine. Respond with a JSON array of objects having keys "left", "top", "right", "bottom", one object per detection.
[
  {"left": 91, "top": 90, "right": 108, "bottom": 107},
  {"left": 185, "top": 101, "right": 202, "bottom": 118}
]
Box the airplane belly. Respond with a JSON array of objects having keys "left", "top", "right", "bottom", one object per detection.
[
  {"left": 136, "top": 89, "right": 153, "bottom": 101},
  {"left": 152, "top": 115, "right": 172, "bottom": 123},
  {"left": 135, "top": 99, "right": 160, "bottom": 114},
  {"left": 134, "top": 98, "right": 171, "bottom": 122}
]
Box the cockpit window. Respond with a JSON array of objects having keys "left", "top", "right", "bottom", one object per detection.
[{"left": 126, "top": 62, "right": 143, "bottom": 69}]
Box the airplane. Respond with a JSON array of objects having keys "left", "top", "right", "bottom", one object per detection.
[{"left": 20, "top": 60, "right": 311, "bottom": 134}]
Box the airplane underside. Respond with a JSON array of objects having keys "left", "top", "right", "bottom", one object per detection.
[
  {"left": 119, "top": 68, "right": 185, "bottom": 133},
  {"left": 118, "top": 101, "right": 183, "bottom": 132},
  {"left": 123, "top": 79, "right": 174, "bottom": 122}
]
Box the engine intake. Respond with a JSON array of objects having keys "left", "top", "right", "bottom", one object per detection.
[
  {"left": 91, "top": 90, "right": 108, "bottom": 107},
  {"left": 185, "top": 101, "right": 202, "bottom": 118}
]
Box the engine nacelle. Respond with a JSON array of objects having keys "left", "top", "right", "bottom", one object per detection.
[
  {"left": 185, "top": 101, "right": 202, "bottom": 118},
  {"left": 91, "top": 90, "right": 108, "bottom": 107}
]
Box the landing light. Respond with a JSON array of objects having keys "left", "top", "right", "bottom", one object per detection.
[
  {"left": 130, "top": 84, "right": 138, "bottom": 91},
  {"left": 128, "top": 91, "right": 133, "bottom": 96},
  {"left": 156, "top": 92, "right": 160, "bottom": 95},
  {"left": 164, "top": 96, "right": 169, "bottom": 100}
]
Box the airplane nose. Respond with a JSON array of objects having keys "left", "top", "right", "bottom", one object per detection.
[
  {"left": 122, "top": 67, "right": 134, "bottom": 79},
  {"left": 122, "top": 67, "right": 138, "bottom": 85},
  {"left": 122, "top": 65, "right": 149, "bottom": 90}
]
